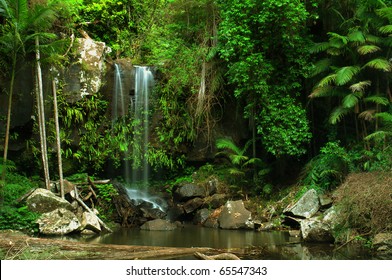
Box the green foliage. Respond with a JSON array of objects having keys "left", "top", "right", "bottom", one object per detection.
[
  {"left": 301, "top": 142, "right": 352, "bottom": 192},
  {"left": 217, "top": 0, "right": 313, "bottom": 157}
]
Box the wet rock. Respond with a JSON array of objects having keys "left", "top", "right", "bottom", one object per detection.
[
  {"left": 140, "top": 219, "right": 178, "bottom": 231},
  {"left": 300, "top": 218, "right": 334, "bottom": 243},
  {"left": 204, "top": 193, "right": 228, "bottom": 209},
  {"left": 166, "top": 204, "right": 185, "bottom": 222},
  {"left": 174, "top": 183, "right": 206, "bottom": 201},
  {"left": 26, "top": 188, "right": 73, "bottom": 214},
  {"left": 193, "top": 208, "right": 211, "bottom": 225},
  {"left": 81, "top": 212, "right": 101, "bottom": 233},
  {"left": 37, "top": 208, "right": 81, "bottom": 235},
  {"left": 319, "top": 194, "right": 333, "bottom": 209},
  {"left": 203, "top": 207, "right": 222, "bottom": 228},
  {"left": 183, "top": 197, "right": 204, "bottom": 214},
  {"left": 373, "top": 232, "right": 392, "bottom": 257},
  {"left": 204, "top": 178, "right": 218, "bottom": 196},
  {"left": 218, "top": 200, "right": 253, "bottom": 230},
  {"left": 284, "top": 189, "right": 320, "bottom": 219}
]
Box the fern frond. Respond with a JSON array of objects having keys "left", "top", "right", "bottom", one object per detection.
[
  {"left": 335, "top": 66, "right": 360, "bottom": 85},
  {"left": 349, "top": 80, "right": 371, "bottom": 92},
  {"left": 365, "top": 34, "right": 382, "bottom": 45},
  {"left": 329, "top": 106, "right": 351, "bottom": 124},
  {"left": 364, "top": 96, "right": 389, "bottom": 105},
  {"left": 328, "top": 32, "right": 349, "bottom": 44},
  {"left": 357, "top": 45, "right": 381, "bottom": 55},
  {"left": 363, "top": 58, "right": 392, "bottom": 71},
  {"left": 229, "top": 168, "right": 245, "bottom": 177},
  {"left": 342, "top": 92, "right": 363, "bottom": 108}
]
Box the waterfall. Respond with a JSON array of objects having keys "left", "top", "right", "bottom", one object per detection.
[{"left": 131, "top": 66, "right": 154, "bottom": 187}]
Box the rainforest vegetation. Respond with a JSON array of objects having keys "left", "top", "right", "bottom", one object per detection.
[{"left": 0, "top": 0, "right": 391, "bottom": 240}]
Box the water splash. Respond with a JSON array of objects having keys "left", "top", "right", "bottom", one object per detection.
[{"left": 125, "top": 188, "right": 167, "bottom": 212}]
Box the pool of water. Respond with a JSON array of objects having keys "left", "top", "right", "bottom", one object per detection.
[{"left": 75, "top": 225, "right": 373, "bottom": 260}]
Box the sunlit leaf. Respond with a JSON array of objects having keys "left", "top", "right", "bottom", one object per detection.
[
  {"left": 357, "top": 45, "right": 381, "bottom": 55},
  {"left": 363, "top": 58, "right": 391, "bottom": 71},
  {"left": 335, "top": 66, "right": 360, "bottom": 85}
]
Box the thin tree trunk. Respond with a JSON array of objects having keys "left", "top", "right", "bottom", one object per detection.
[
  {"left": 1, "top": 55, "right": 17, "bottom": 204},
  {"left": 35, "top": 36, "right": 50, "bottom": 190},
  {"left": 52, "top": 79, "right": 64, "bottom": 198}
]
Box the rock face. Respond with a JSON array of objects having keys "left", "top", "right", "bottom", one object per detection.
[
  {"left": 37, "top": 208, "right": 81, "bottom": 235},
  {"left": 81, "top": 212, "right": 101, "bottom": 233},
  {"left": 62, "top": 38, "right": 110, "bottom": 102},
  {"left": 300, "top": 218, "right": 334, "bottom": 242},
  {"left": 284, "top": 189, "right": 320, "bottom": 219},
  {"left": 218, "top": 200, "right": 253, "bottom": 229},
  {"left": 173, "top": 183, "right": 207, "bottom": 201},
  {"left": 183, "top": 197, "right": 204, "bottom": 214},
  {"left": 193, "top": 208, "right": 211, "bottom": 225},
  {"left": 140, "top": 219, "right": 178, "bottom": 231},
  {"left": 26, "top": 188, "right": 73, "bottom": 214},
  {"left": 373, "top": 233, "right": 392, "bottom": 257}
]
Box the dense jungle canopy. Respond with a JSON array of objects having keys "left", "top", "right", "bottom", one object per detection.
[{"left": 0, "top": 0, "right": 391, "bottom": 207}]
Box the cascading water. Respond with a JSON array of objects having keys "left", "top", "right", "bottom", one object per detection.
[{"left": 131, "top": 66, "right": 154, "bottom": 187}]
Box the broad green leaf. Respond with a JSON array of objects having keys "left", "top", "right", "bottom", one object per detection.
[
  {"left": 309, "top": 85, "right": 334, "bottom": 98},
  {"left": 310, "top": 58, "right": 331, "bottom": 77},
  {"left": 310, "top": 42, "right": 331, "bottom": 54},
  {"left": 335, "top": 66, "right": 360, "bottom": 85}
]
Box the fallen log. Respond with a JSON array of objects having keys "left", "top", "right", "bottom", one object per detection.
[
  {"left": 0, "top": 231, "right": 216, "bottom": 260},
  {"left": 194, "top": 252, "right": 241, "bottom": 260}
]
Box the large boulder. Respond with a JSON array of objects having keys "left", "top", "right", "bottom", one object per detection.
[
  {"left": 26, "top": 188, "right": 73, "bottom": 214},
  {"left": 81, "top": 212, "right": 101, "bottom": 233},
  {"left": 182, "top": 197, "right": 204, "bottom": 214},
  {"left": 37, "top": 208, "right": 81, "bottom": 235},
  {"left": 284, "top": 189, "right": 320, "bottom": 219},
  {"left": 140, "top": 219, "right": 178, "bottom": 231},
  {"left": 193, "top": 208, "right": 211, "bottom": 225},
  {"left": 174, "top": 183, "right": 206, "bottom": 201},
  {"left": 204, "top": 193, "right": 228, "bottom": 209},
  {"left": 300, "top": 218, "right": 334, "bottom": 243},
  {"left": 218, "top": 200, "right": 253, "bottom": 230}
]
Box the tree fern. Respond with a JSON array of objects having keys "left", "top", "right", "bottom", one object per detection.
[
  {"left": 364, "top": 96, "right": 390, "bottom": 105},
  {"left": 348, "top": 30, "right": 366, "bottom": 44},
  {"left": 317, "top": 73, "right": 337, "bottom": 87}
]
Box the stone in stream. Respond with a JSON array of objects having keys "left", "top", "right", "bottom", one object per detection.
[
  {"left": 173, "top": 183, "right": 207, "bottom": 201},
  {"left": 140, "top": 219, "right": 178, "bottom": 231},
  {"left": 26, "top": 188, "right": 73, "bottom": 214},
  {"left": 284, "top": 189, "right": 320, "bottom": 219},
  {"left": 37, "top": 208, "right": 81, "bottom": 235},
  {"left": 218, "top": 200, "right": 254, "bottom": 230}
]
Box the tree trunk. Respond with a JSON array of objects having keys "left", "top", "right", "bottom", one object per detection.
[
  {"left": 0, "top": 55, "right": 17, "bottom": 204},
  {"left": 52, "top": 79, "right": 64, "bottom": 198},
  {"left": 35, "top": 36, "right": 50, "bottom": 190}
]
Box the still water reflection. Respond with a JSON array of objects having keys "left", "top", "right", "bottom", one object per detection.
[{"left": 80, "top": 225, "right": 373, "bottom": 260}]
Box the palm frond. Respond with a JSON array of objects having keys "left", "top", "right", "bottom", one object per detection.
[
  {"left": 309, "top": 85, "right": 335, "bottom": 98},
  {"left": 365, "top": 130, "right": 392, "bottom": 141},
  {"left": 229, "top": 168, "right": 245, "bottom": 177},
  {"left": 216, "top": 137, "right": 242, "bottom": 156},
  {"left": 348, "top": 30, "right": 365, "bottom": 44},
  {"left": 363, "top": 58, "right": 392, "bottom": 71},
  {"left": 379, "top": 25, "right": 392, "bottom": 34},
  {"left": 365, "top": 34, "right": 382, "bottom": 45},
  {"left": 317, "top": 73, "right": 337, "bottom": 87},
  {"left": 309, "top": 42, "right": 331, "bottom": 54},
  {"left": 309, "top": 58, "right": 332, "bottom": 77},
  {"left": 364, "top": 96, "right": 390, "bottom": 105},
  {"left": 349, "top": 80, "right": 371, "bottom": 92},
  {"left": 357, "top": 45, "right": 381, "bottom": 55},
  {"left": 328, "top": 32, "right": 349, "bottom": 45},
  {"left": 375, "top": 112, "right": 392, "bottom": 122},
  {"left": 329, "top": 106, "right": 351, "bottom": 124},
  {"left": 342, "top": 92, "right": 363, "bottom": 108},
  {"left": 335, "top": 66, "right": 360, "bottom": 86},
  {"left": 358, "top": 109, "right": 376, "bottom": 121}
]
